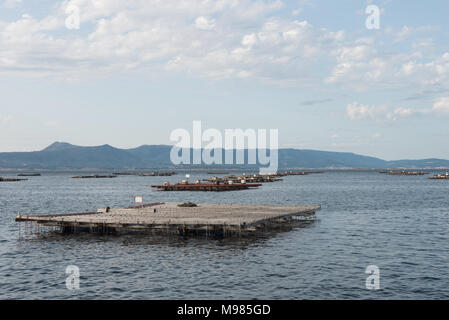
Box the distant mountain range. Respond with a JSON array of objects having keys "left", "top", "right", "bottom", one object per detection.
[{"left": 0, "top": 142, "right": 448, "bottom": 169}]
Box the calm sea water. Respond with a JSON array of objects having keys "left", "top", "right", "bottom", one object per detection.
[{"left": 0, "top": 170, "right": 448, "bottom": 299}]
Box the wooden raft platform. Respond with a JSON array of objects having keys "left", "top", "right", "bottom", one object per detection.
[{"left": 15, "top": 202, "right": 320, "bottom": 237}]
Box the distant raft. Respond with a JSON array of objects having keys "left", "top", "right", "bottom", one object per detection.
[
  {"left": 204, "top": 174, "right": 282, "bottom": 184},
  {"left": 429, "top": 172, "right": 449, "bottom": 180},
  {"left": 380, "top": 170, "right": 428, "bottom": 176},
  {"left": 72, "top": 175, "right": 117, "bottom": 179},
  {"left": 0, "top": 177, "right": 27, "bottom": 182},
  {"left": 151, "top": 181, "right": 262, "bottom": 191},
  {"left": 113, "top": 172, "right": 177, "bottom": 176}
]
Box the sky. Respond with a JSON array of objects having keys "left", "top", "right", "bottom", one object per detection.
[{"left": 0, "top": 0, "right": 448, "bottom": 160}]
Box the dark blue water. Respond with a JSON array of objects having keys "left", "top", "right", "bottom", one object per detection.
[{"left": 0, "top": 171, "right": 448, "bottom": 299}]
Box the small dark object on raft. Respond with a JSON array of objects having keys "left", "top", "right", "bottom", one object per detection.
[{"left": 177, "top": 202, "right": 198, "bottom": 207}]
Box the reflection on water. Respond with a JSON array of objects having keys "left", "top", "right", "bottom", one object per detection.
[{"left": 18, "top": 218, "right": 317, "bottom": 250}]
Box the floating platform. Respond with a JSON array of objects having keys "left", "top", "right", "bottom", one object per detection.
[
  {"left": 429, "top": 173, "right": 449, "bottom": 179},
  {"left": 205, "top": 174, "right": 282, "bottom": 184},
  {"left": 277, "top": 171, "right": 324, "bottom": 176},
  {"left": 380, "top": 170, "right": 428, "bottom": 176},
  {"left": 15, "top": 202, "right": 320, "bottom": 237},
  {"left": 137, "top": 172, "right": 176, "bottom": 177},
  {"left": 0, "top": 177, "right": 27, "bottom": 182},
  {"left": 151, "top": 183, "right": 262, "bottom": 191},
  {"left": 72, "top": 175, "right": 117, "bottom": 179},
  {"left": 114, "top": 172, "right": 177, "bottom": 176}
]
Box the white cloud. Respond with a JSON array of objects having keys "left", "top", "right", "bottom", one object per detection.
[
  {"left": 325, "top": 24, "right": 449, "bottom": 92},
  {"left": 0, "top": 0, "right": 344, "bottom": 84},
  {"left": 398, "top": 53, "right": 449, "bottom": 81},
  {"left": 346, "top": 102, "right": 389, "bottom": 121},
  {"left": 347, "top": 97, "right": 449, "bottom": 122},
  {"left": 430, "top": 97, "right": 449, "bottom": 114},
  {"left": 346, "top": 102, "right": 417, "bottom": 122},
  {"left": 194, "top": 16, "right": 216, "bottom": 30},
  {"left": 241, "top": 33, "right": 257, "bottom": 47},
  {"left": 0, "top": 114, "right": 14, "bottom": 124},
  {"left": 392, "top": 107, "right": 414, "bottom": 118},
  {"left": 0, "top": 1, "right": 447, "bottom": 93},
  {"left": 167, "top": 16, "right": 344, "bottom": 83}
]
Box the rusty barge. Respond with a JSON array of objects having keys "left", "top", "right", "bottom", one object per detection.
[{"left": 151, "top": 182, "right": 262, "bottom": 191}]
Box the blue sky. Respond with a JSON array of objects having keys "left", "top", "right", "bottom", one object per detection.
[{"left": 1, "top": 0, "right": 448, "bottom": 160}]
